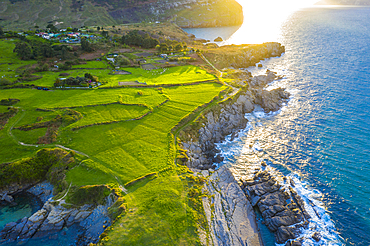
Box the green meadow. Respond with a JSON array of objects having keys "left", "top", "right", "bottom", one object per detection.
[
  {"left": 0, "top": 36, "right": 227, "bottom": 244},
  {"left": 31, "top": 65, "right": 215, "bottom": 87}
]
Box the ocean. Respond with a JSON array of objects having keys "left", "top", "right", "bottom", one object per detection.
[{"left": 186, "top": 6, "right": 370, "bottom": 246}]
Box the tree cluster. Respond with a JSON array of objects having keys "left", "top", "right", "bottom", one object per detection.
[
  {"left": 121, "top": 30, "right": 159, "bottom": 49},
  {"left": 54, "top": 73, "right": 98, "bottom": 87},
  {"left": 115, "top": 55, "right": 130, "bottom": 66},
  {"left": 13, "top": 39, "right": 72, "bottom": 60},
  {"left": 81, "top": 37, "right": 94, "bottom": 52}
]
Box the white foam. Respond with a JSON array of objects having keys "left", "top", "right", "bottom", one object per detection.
[
  {"left": 213, "top": 79, "right": 343, "bottom": 245},
  {"left": 277, "top": 173, "right": 344, "bottom": 246}
]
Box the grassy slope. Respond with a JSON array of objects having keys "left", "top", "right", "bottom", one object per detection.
[
  {"left": 0, "top": 37, "right": 227, "bottom": 244},
  {"left": 63, "top": 83, "right": 225, "bottom": 184},
  {"left": 102, "top": 167, "right": 200, "bottom": 245},
  {"left": 0, "top": 0, "right": 242, "bottom": 30},
  {"left": 173, "top": 0, "right": 243, "bottom": 28},
  {"left": 0, "top": 0, "right": 116, "bottom": 30},
  {"left": 0, "top": 83, "right": 225, "bottom": 245},
  {"left": 0, "top": 40, "right": 36, "bottom": 83}
]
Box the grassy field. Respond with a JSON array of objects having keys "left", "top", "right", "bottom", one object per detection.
[
  {"left": 0, "top": 38, "right": 214, "bottom": 88},
  {"left": 0, "top": 83, "right": 225, "bottom": 244},
  {"left": 0, "top": 40, "right": 36, "bottom": 83},
  {"left": 29, "top": 64, "right": 215, "bottom": 87},
  {"left": 0, "top": 34, "right": 228, "bottom": 244}
]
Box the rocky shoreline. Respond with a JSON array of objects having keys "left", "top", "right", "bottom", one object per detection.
[
  {"left": 180, "top": 69, "right": 289, "bottom": 171},
  {"left": 179, "top": 68, "right": 316, "bottom": 245},
  {"left": 0, "top": 182, "right": 117, "bottom": 246}
]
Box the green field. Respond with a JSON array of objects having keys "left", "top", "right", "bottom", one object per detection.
[
  {"left": 0, "top": 40, "right": 36, "bottom": 83},
  {"left": 0, "top": 35, "right": 227, "bottom": 245},
  {"left": 30, "top": 65, "right": 215, "bottom": 87}
]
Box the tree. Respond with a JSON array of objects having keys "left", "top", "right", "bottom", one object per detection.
[
  {"left": 0, "top": 27, "right": 4, "bottom": 36},
  {"left": 175, "top": 44, "right": 182, "bottom": 52},
  {"left": 158, "top": 43, "right": 168, "bottom": 54},
  {"left": 61, "top": 46, "right": 66, "bottom": 60},
  {"left": 115, "top": 56, "right": 130, "bottom": 67},
  {"left": 81, "top": 37, "right": 93, "bottom": 52},
  {"left": 97, "top": 26, "right": 100, "bottom": 31},
  {"left": 46, "top": 24, "right": 57, "bottom": 32},
  {"left": 101, "top": 31, "right": 109, "bottom": 38},
  {"left": 13, "top": 42, "right": 33, "bottom": 60}
]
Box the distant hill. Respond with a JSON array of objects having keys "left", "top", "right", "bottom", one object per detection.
[
  {"left": 315, "top": 0, "right": 370, "bottom": 5},
  {"left": 0, "top": 0, "right": 243, "bottom": 30}
]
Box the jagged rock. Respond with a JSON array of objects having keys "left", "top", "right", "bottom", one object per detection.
[
  {"left": 214, "top": 37, "right": 223, "bottom": 42},
  {"left": 254, "top": 88, "right": 290, "bottom": 113},
  {"left": 289, "top": 187, "right": 311, "bottom": 220},
  {"left": 312, "top": 232, "right": 321, "bottom": 242},
  {"left": 276, "top": 226, "right": 299, "bottom": 244},
  {"left": 179, "top": 67, "right": 291, "bottom": 244},
  {"left": 285, "top": 239, "right": 302, "bottom": 246},
  {"left": 241, "top": 169, "right": 310, "bottom": 244},
  {"left": 0, "top": 192, "right": 14, "bottom": 203},
  {"left": 261, "top": 204, "right": 285, "bottom": 218},
  {"left": 251, "top": 195, "right": 261, "bottom": 206}
]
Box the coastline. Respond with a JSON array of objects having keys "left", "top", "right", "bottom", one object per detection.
[{"left": 179, "top": 66, "right": 296, "bottom": 244}]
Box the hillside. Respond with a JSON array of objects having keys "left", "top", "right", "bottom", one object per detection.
[{"left": 0, "top": 0, "right": 243, "bottom": 30}]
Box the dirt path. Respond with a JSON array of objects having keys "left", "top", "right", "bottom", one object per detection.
[{"left": 199, "top": 53, "right": 239, "bottom": 97}]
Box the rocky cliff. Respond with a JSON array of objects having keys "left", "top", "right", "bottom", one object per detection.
[
  {"left": 204, "top": 43, "right": 286, "bottom": 69},
  {"left": 196, "top": 166, "right": 263, "bottom": 246},
  {"left": 178, "top": 52, "right": 295, "bottom": 244},
  {"left": 0, "top": 182, "right": 119, "bottom": 245},
  {"left": 179, "top": 69, "right": 289, "bottom": 170}
]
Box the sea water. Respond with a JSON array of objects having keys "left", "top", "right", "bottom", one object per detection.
[{"left": 186, "top": 6, "right": 370, "bottom": 245}]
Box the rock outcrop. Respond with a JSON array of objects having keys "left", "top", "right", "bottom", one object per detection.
[
  {"left": 241, "top": 170, "right": 311, "bottom": 244},
  {"left": 180, "top": 70, "right": 289, "bottom": 170},
  {"left": 0, "top": 185, "right": 117, "bottom": 245},
  {"left": 197, "top": 166, "right": 263, "bottom": 246},
  {"left": 204, "top": 43, "right": 286, "bottom": 69}
]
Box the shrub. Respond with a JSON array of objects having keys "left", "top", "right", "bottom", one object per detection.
[
  {"left": 67, "top": 185, "right": 111, "bottom": 206},
  {"left": 0, "top": 78, "right": 13, "bottom": 86},
  {"left": 0, "top": 98, "right": 20, "bottom": 106},
  {"left": 0, "top": 148, "right": 76, "bottom": 189},
  {"left": 115, "top": 56, "right": 130, "bottom": 67}
]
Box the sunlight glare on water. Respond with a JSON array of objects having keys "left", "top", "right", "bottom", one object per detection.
[{"left": 225, "top": 0, "right": 320, "bottom": 44}]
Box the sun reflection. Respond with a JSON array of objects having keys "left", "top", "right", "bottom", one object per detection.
[{"left": 224, "top": 0, "right": 320, "bottom": 44}]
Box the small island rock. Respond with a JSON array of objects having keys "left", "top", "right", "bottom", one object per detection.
[{"left": 214, "top": 36, "right": 223, "bottom": 42}]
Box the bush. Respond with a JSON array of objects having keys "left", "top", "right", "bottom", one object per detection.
[
  {"left": 67, "top": 185, "right": 111, "bottom": 206},
  {"left": 0, "top": 148, "right": 76, "bottom": 189},
  {"left": 115, "top": 56, "right": 130, "bottom": 67},
  {"left": 0, "top": 78, "right": 13, "bottom": 86},
  {"left": 0, "top": 98, "right": 20, "bottom": 106}
]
